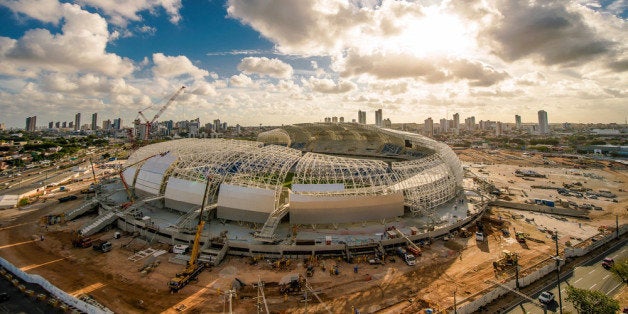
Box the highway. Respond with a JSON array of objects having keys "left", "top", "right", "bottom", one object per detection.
[{"left": 507, "top": 240, "right": 626, "bottom": 313}]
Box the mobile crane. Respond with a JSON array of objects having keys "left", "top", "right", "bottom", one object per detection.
[
  {"left": 168, "top": 172, "right": 212, "bottom": 293},
  {"left": 138, "top": 86, "right": 185, "bottom": 140}
]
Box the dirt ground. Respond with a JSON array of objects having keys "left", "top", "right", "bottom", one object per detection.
[{"left": 0, "top": 149, "right": 625, "bottom": 313}]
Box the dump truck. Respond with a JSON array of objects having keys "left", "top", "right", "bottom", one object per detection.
[
  {"left": 72, "top": 236, "right": 92, "bottom": 248},
  {"left": 493, "top": 250, "right": 518, "bottom": 270},
  {"left": 92, "top": 240, "right": 112, "bottom": 253}
]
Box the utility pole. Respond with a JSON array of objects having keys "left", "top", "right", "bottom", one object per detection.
[{"left": 554, "top": 229, "right": 563, "bottom": 314}]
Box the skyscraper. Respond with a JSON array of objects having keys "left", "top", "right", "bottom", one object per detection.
[
  {"left": 74, "top": 113, "right": 81, "bottom": 131},
  {"left": 538, "top": 110, "right": 549, "bottom": 134},
  {"left": 375, "top": 109, "right": 383, "bottom": 127},
  {"left": 113, "top": 118, "right": 122, "bottom": 130},
  {"left": 25, "top": 116, "right": 36, "bottom": 131},
  {"left": 424, "top": 117, "right": 433, "bottom": 137},
  {"left": 91, "top": 113, "right": 98, "bottom": 130},
  {"left": 439, "top": 118, "right": 448, "bottom": 133},
  {"left": 453, "top": 113, "right": 460, "bottom": 131},
  {"left": 48, "top": 121, "right": 53, "bottom": 129},
  {"left": 515, "top": 115, "right": 522, "bottom": 129},
  {"left": 358, "top": 110, "right": 366, "bottom": 124}
]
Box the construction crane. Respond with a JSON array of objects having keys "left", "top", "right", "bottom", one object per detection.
[
  {"left": 138, "top": 86, "right": 185, "bottom": 140},
  {"left": 168, "top": 170, "right": 211, "bottom": 293}
]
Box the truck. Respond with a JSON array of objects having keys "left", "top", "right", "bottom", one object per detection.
[
  {"left": 72, "top": 237, "right": 93, "bottom": 248},
  {"left": 58, "top": 195, "right": 78, "bottom": 203},
  {"left": 92, "top": 240, "right": 112, "bottom": 253},
  {"left": 395, "top": 247, "right": 416, "bottom": 266}
]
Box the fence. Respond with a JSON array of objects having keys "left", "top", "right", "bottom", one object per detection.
[{"left": 0, "top": 257, "right": 113, "bottom": 314}]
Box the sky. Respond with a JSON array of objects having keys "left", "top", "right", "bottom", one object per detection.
[{"left": 0, "top": 0, "right": 626, "bottom": 129}]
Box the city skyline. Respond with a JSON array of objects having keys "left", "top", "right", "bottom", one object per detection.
[{"left": 0, "top": 1, "right": 626, "bottom": 129}]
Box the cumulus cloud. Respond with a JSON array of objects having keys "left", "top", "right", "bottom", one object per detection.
[
  {"left": 339, "top": 51, "right": 508, "bottom": 86},
  {"left": 229, "top": 73, "right": 253, "bottom": 87},
  {"left": 0, "top": 3, "right": 134, "bottom": 77},
  {"left": 152, "top": 53, "right": 209, "bottom": 79},
  {"left": 77, "top": 0, "right": 182, "bottom": 26},
  {"left": 237, "top": 57, "right": 293, "bottom": 78},
  {"left": 306, "top": 77, "right": 356, "bottom": 94},
  {"left": 189, "top": 81, "right": 218, "bottom": 97},
  {"left": 0, "top": 0, "right": 64, "bottom": 23},
  {"left": 369, "top": 81, "right": 408, "bottom": 95},
  {"left": 482, "top": 1, "right": 616, "bottom": 66}
]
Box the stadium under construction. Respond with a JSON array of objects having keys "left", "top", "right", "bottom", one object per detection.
[{"left": 67, "top": 123, "right": 485, "bottom": 264}]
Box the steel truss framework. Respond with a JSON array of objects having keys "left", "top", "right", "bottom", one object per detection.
[{"left": 123, "top": 124, "right": 463, "bottom": 220}]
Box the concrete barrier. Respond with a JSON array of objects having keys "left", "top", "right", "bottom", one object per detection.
[{"left": 0, "top": 257, "right": 113, "bottom": 314}]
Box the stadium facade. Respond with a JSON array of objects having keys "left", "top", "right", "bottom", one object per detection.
[{"left": 121, "top": 123, "right": 463, "bottom": 234}]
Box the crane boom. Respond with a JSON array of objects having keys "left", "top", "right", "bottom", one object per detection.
[{"left": 150, "top": 86, "right": 186, "bottom": 124}]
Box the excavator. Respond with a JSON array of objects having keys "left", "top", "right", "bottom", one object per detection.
[{"left": 168, "top": 171, "right": 212, "bottom": 293}]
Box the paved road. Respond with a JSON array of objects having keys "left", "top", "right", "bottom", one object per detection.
[{"left": 507, "top": 241, "right": 627, "bottom": 313}]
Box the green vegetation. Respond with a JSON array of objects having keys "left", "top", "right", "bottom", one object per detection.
[
  {"left": 565, "top": 285, "right": 620, "bottom": 314},
  {"left": 18, "top": 198, "right": 28, "bottom": 207},
  {"left": 610, "top": 258, "right": 628, "bottom": 283}
]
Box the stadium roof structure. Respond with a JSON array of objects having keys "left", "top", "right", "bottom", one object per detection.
[{"left": 122, "top": 124, "right": 463, "bottom": 233}]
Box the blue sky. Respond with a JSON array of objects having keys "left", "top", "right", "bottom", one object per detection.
[{"left": 0, "top": 0, "right": 626, "bottom": 129}]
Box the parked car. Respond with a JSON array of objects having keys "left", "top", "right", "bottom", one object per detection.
[
  {"left": 538, "top": 291, "right": 554, "bottom": 304},
  {"left": 602, "top": 258, "right": 615, "bottom": 269}
]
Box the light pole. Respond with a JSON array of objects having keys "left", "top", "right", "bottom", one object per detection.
[{"left": 554, "top": 229, "right": 563, "bottom": 314}]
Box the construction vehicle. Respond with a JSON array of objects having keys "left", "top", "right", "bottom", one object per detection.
[
  {"left": 279, "top": 275, "right": 304, "bottom": 294},
  {"left": 395, "top": 247, "right": 416, "bottom": 266},
  {"left": 272, "top": 258, "right": 291, "bottom": 269},
  {"left": 72, "top": 236, "right": 93, "bottom": 248},
  {"left": 92, "top": 240, "right": 112, "bottom": 253},
  {"left": 137, "top": 86, "right": 185, "bottom": 140},
  {"left": 167, "top": 173, "right": 211, "bottom": 293},
  {"left": 493, "top": 250, "right": 518, "bottom": 270},
  {"left": 515, "top": 232, "right": 529, "bottom": 244}
]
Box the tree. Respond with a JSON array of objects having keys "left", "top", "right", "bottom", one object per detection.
[
  {"left": 610, "top": 258, "right": 628, "bottom": 283},
  {"left": 565, "top": 285, "right": 619, "bottom": 314}
]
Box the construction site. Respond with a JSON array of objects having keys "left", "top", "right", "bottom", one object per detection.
[{"left": 0, "top": 133, "right": 626, "bottom": 313}]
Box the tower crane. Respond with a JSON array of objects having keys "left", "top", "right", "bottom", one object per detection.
[{"left": 138, "top": 86, "right": 186, "bottom": 140}]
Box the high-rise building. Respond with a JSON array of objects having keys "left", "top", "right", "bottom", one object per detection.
[
  {"left": 515, "top": 115, "right": 522, "bottom": 130},
  {"left": 67, "top": 122, "right": 72, "bottom": 129},
  {"left": 424, "top": 117, "right": 433, "bottom": 137},
  {"left": 55, "top": 121, "right": 60, "bottom": 128},
  {"left": 339, "top": 117, "right": 344, "bottom": 123},
  {"left": 495, "top": 122, "right": 503, "bottom": 136},
  {"left": 25, "top": 116, "right": 36, "bottom": 131},
  {"left": 383, "top": 118, "right": 392, "bottom": 128},
  {"left": 439, "top": 118, "right": 448, "bottom": 133},
  {"left": 113, "top": 118, "right": 122, "bottom": 130},
  {"left": 74, "top": 113, "right": 81, "bottom": 131},
  {"left": 538, "top": 110, "right": 549, "bottom": 134},
  {"left": 213, "top": 119, "right": 221, "bottom": 132},
  {"left": 453, "top": 113, "right": 460, "bottom": 131},
  {"left": 358, "top": 110, "right": 366, "bottom": 124},
  {"left": 465, "top": 116, "right": 476, "bottom": 131},
  {"left": 102, "top": 119, "right": 111, "bottom": 130},
  {"left": 91, "top": 113, "right": 98, "bottom": 130},
  {"left": 375, "top": 109, "right": 383, "bottom": 127},
  {"left": 48, "top": 121, "right": 53, "bottom": 129},
  {"left": 332, "top": 116, "right": 338, "bottom": 123}
]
